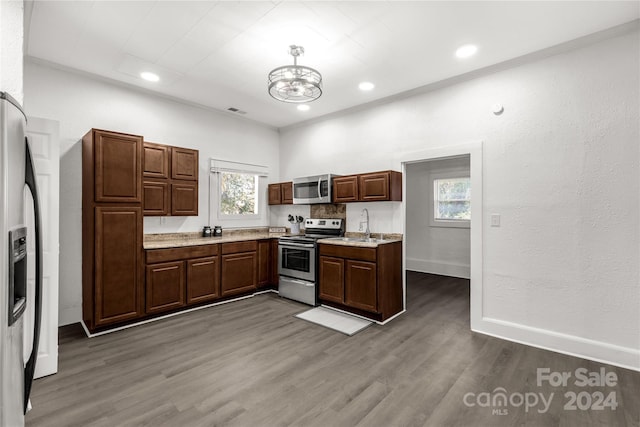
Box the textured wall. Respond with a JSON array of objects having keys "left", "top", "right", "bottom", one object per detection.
[
  {"left": 279, "top": 30, "right": 640, "bottom": 367},
  {"left": 24, "top": 61, "right": 279, "bottom": 325},
  {"left": 0, "top": 0, "right": 23, "bottom": 102}
]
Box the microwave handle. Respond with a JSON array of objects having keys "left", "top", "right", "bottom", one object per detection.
[{"left": 318, "top": 179, "right": 322, "bottom": 198}]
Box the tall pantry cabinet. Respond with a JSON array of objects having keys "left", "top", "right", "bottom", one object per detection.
[{"left": 82, "top": 129, "right": 144, "bottom": 331}]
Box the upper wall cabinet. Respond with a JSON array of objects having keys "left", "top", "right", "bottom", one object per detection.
[
  {"left": 143, "top": 142, "right": 199, "bottom": 216},
  {"left": 268, "top": 182, "right": 293, "bottom": 205},
  {"left": 90, "top": 129, "right": 142, "bottom": 203},
  {"left": 332, "top": 170, "right": 402, "bottom": 203},
  {"left": 143, "top": 142, "right": 170, "bottom": 179},
  {"left": 172, "top": 147, "right": 198, "bottom": 181}
]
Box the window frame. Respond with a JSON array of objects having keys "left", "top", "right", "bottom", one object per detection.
[
  {"left": 209, "top": 159, "right": 268, "bottom": 227},
  {"left": 429, "top": 170, "right": 471, "bottom": 229}
]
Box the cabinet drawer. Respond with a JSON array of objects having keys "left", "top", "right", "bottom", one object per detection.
[
  {"left": 319, "top": 244, "right": 377, "bottom": 262},
  {"left": 146, "top": 244, "right": 218, "bottom": 264},
  {"left": 222, "top": 240, "right": 257, "bottom": 254}
]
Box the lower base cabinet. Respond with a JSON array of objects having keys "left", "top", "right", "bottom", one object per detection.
[
  {"left": 221, "top": 241, "right": 258, "bottom": 297},
  {"left": 318, "top": 241, "right": 402, "bottom": 322},
  {"left": 187, "top": 256, "right": 220, "bottom": 304},
  {"left": 146, "top": 261, "right": 186, "bottom": 314}
]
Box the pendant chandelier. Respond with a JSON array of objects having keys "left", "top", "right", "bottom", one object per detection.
[{"left": 268, "top": 45, "right": 322, "bottom": 103}]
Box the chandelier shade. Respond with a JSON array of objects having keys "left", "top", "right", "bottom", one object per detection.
[{"left": 268, "top": 45, "right": 322, "bottom": 103}]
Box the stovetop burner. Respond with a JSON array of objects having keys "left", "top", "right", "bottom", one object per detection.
[{"left": 279, "top": 218, "right": 343, "bottom": 242}]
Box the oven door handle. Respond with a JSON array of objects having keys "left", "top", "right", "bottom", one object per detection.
[
  {"left": 287, "top": 278, "right": 315, "bottom": 287},
  {"left": 279, "top": 242, "right": 315, "bottom": 249}
]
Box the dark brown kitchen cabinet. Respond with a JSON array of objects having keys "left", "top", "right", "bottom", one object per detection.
[
  {"left": 143, "top": 142, "right": 170, "bottom": 179},
  {"left": 319, "top": 256, "right": 344, "bottom": 304},
  {"left": 171, "top": 182, "right": 198, "bottom": 216},
  {"left": 332, "top": 175, "right": 359, "bottom": 203},
  {"left": 92, "top": 206, "right": 144, "bottom": 327},
  {"left": 318, "top": 241, "right": 402, "bottom": 322},
  {"left": 92, "top": 129, "right": 142, "bottom": 203},
  {"left": 187, "top": 256, "right": 220, "bottom": 304},
  {"left": 268, "top": 182, "right": 293, "bottom": 205},
  {"left": 257, "top": 240, "right": 270, "bottom": 287},
  {"left": 359, "top": 171, "right": 402, "bottom": 202},
  {"left": 83, "top": 129, "right": 144, "bottom": 332},
  {"left": 345, "top": 260, "right": 377, "bottom": 312},
  {"left": 145, "top": 261, "right": 185, "bottom": 315},
  {"left": 142, "top": 142, "right": 199, "bottom": 216},
  {"left": 145, "top": 245, "right": 219, "bottom": 309},
  {"left": 221, "top": 241, "right": 258, "bottom": 297},
  {"left": 270, "top": 239, "right": 279, "bottom": 287},
  {"left": 331, "top": 170, "right": 402, "bottom": 203},
  {"left": 172, "top": 147, "right": 198, "bottom": 181},
  {"left": 143, "top": 180, "right": 170, "bottom": 216}
]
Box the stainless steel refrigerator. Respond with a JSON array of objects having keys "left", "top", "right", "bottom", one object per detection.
[{"left": 0, "top": 92, "right": 43, "bottom": 426}]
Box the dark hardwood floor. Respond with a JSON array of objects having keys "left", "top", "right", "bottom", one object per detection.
[{"left": 26, "top": 272, "right": 639, "bottom": 426}]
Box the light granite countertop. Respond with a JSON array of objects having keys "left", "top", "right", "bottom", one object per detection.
[
  {"left": 144, "top": 230, "right": 402, "bottom": 250},
  {"left": 143, "top": 230, "right": 285, "bottom": 250}
]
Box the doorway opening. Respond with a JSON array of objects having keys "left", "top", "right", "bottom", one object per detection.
[{"left": 400, "top": 142, "right": 483, "bottom": 330}]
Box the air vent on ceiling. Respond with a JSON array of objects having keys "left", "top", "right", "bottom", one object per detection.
[{"left": 227, "top": 107, "right": 247, "bottom": 115}]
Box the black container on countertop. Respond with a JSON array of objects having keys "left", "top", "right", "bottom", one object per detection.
[
  {"left": 202, "top": 226, "right": 212, "bottom": 237},
  {"left": 213, "top": 226, "right": 222, "bottom": 237}
]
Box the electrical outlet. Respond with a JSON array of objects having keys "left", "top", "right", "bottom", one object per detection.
[{"left": 491, "top": 214, "right": 500, "bottom": 227}]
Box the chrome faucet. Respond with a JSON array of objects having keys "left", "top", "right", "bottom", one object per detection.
[{"left": 360, "top": 208, "right": 371, "bottom": 239}]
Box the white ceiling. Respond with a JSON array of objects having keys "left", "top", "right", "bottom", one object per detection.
[{"left": 25, "top": 1, "right": 639, "bottom": 129}]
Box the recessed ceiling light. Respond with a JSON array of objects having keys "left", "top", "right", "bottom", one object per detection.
[
  {"left": 359, "top": 81, "right": 375, "bottom": 91},
  {"left": 140, "top": 71, "right": 160, "bottom": 82},
  {"left": 297, "top": 104, "right": 310, "bottom": 111},
  {"left": 455, "top": 44, "right": 478, "bottom": 59}
]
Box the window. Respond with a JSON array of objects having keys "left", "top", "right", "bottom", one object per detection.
[
  {"left": 431, "top": 175, "right": 470, "bottom": 228},
  {"left": 219, "top": 171, "right": 258, "bottom": 216},
  {"left": 210, "top": 159, "right": 269, "bottom": 225}
]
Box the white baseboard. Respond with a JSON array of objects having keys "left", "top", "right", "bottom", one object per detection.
[
  {"left": 58, "top": 306, "right": 81, "bottom": 327},
  {"left": 473, "top": 317, "right": 640, "bottom": 372},
  {"left": 406, "top": 257, "right": 470, "bottom": 279}
]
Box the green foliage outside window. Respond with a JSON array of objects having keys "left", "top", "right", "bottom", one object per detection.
[
  {"left": 434, "top": 177, "right": 471, "bottom": 220},
  {"left": 220, "top": 172, "right": 258, "bottom": 215}
]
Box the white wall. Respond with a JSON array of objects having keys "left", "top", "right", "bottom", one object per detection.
[
  {"left": 406, "top": 157, "right": 470, "bottom": 278},
  {"left": 280, "top": 30, "right": 640, "bottom": 368},
  {"left": 0, "top": 0, "right": 23, "bottom": 103},
  {"left": 23, "top": 60, "right": 279, "bottom": 326}
]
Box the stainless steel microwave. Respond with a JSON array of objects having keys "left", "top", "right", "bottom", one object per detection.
[{"left": 293, "top": 174, "right": 337, "bottom": 204}]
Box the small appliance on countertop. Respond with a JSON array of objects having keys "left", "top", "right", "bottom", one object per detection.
[{"left": 278, "top": 218, "right": 344, "bottom": 306}]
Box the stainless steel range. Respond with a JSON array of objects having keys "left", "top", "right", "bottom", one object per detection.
[{"left": 278, "top": 218, "right": 343, "bottom": 305}]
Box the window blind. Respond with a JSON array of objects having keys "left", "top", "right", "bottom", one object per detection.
[{"left": 210, "top": 159, "right": 269, "bottom": 176}]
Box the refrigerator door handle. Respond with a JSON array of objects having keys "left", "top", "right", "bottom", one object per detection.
[{"left": 23, "top": 137, "right": 43, "bottom": 414}]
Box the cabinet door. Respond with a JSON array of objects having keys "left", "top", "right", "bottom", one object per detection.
[
  {"left": 143, "top": 180, "right": 169, "bottom": 216},
  {"left": 94, "top": 130, "right": 141, "bottom": 202},
  {"left": 345, "top": 260, "right": 377, "bottom": 312},
  {"left": 359, "top": 172, "right": 390, "bottom": 202},
  {"left": 257, "top": 240, "right": 270, "bottom": 287},
  {"left": 270, "top": 239, "right": 279, "bottom": 286},
  {"left": 171, "top": 147, "right": 198, "bottom": 181},
  {"left": 187, "top": 256, "right": 220, "bottom": 304},
  {"left": 145, "top": 261, "right": 186, "bottom": 314},
  {"left": 268, "top": 183, "right": 282, "bottom": 205},
  {"left": 221, "top": 252, "right": 257, "bottom": 297},
  {"left": 94, "top": 207, "right": 142, "bottom": 326},
  {"left": 319, "top": 256, "right": 344, "bottom": 304},
  {"left": 143, "top": 142, "right": 170, "bottom": 179},
  {"left": 171, "top": 182, "right": 198, "bottom": 216},
  {"left": 281, "top": 182, "right": 293, "bottom": 204},
  {"left": 333, "top": 176, "right": 358, "bottom": 203}
]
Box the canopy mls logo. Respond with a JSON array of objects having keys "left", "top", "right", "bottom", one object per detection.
[{"left": 462, "top": 367, "right": 619, "bottom": 416}]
